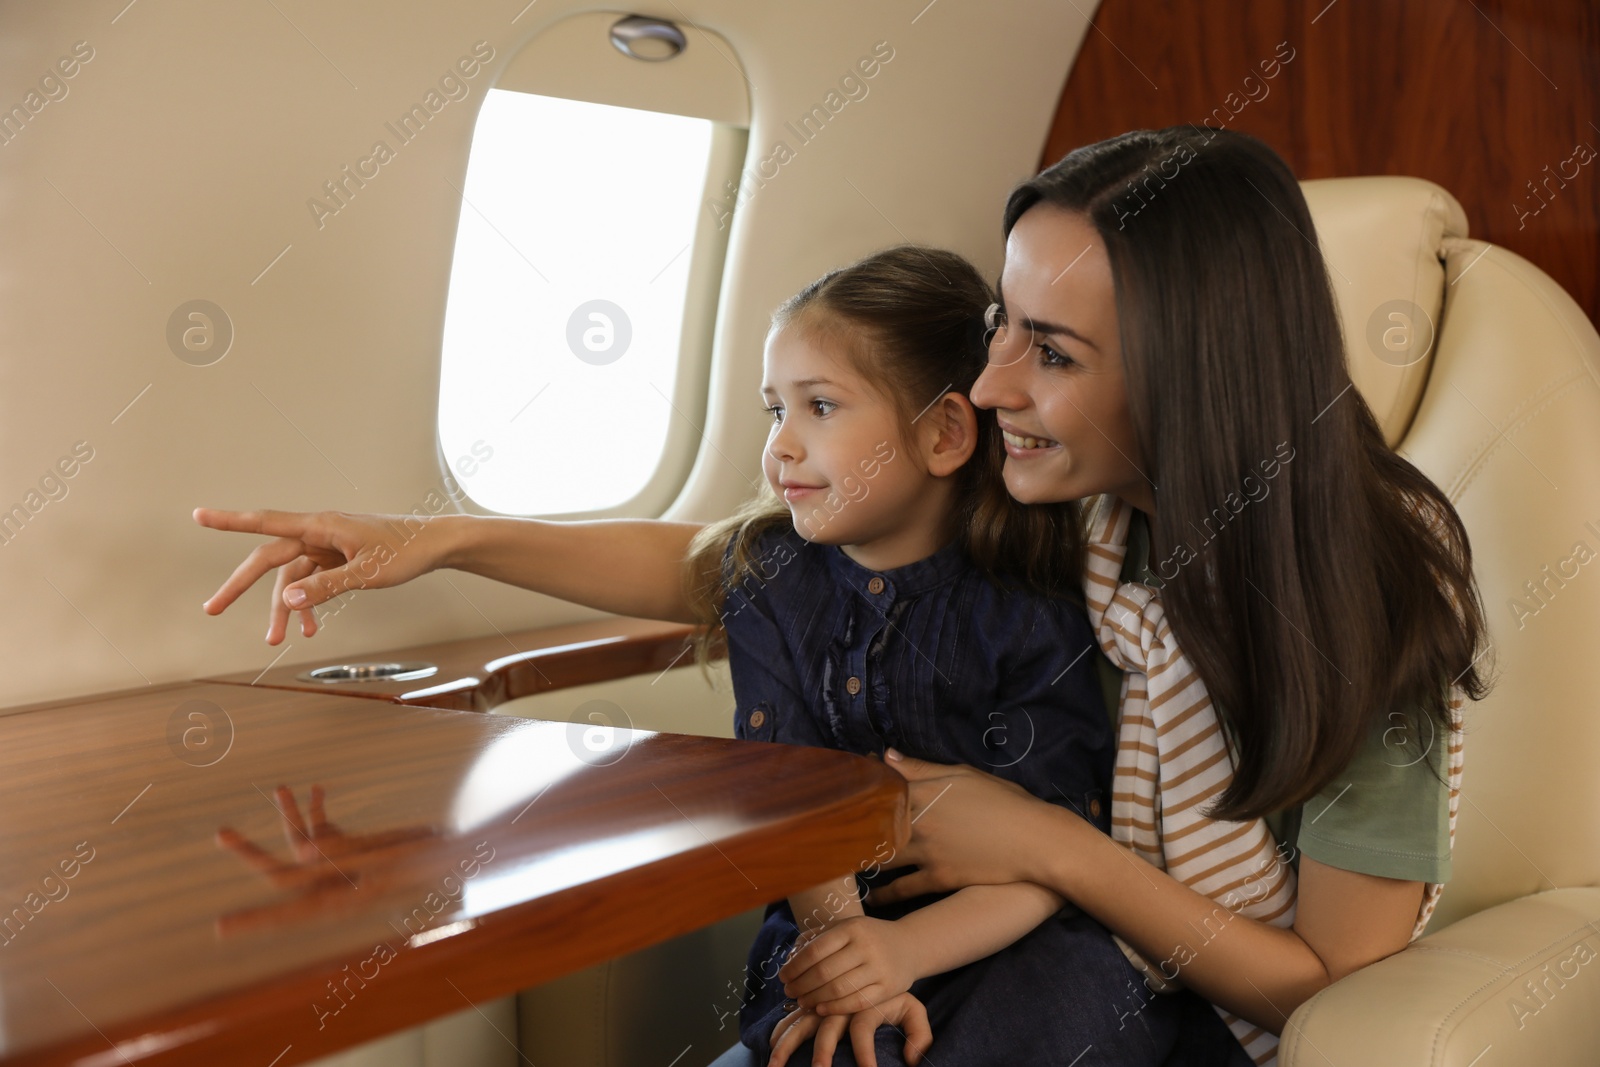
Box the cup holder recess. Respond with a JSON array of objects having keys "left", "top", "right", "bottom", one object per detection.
[{"left": 295, "top": 661, "right": 439, "bottom": 684}]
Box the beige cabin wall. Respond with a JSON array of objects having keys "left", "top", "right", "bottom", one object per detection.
[{"left": 0, "top": 0, "right": 1093, "bottom": 706}]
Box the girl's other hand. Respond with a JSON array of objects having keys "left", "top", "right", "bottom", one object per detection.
[
  {"left": 780, "top": 915, "right": 918, "bottom": 1017},
  {"left": 767, "top": 992, "right": 932, "bottom": 1067},
  {"left": 193, "top": 508, "right": 446, "bottom": 644}
]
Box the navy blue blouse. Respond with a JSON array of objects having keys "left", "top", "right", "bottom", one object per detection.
[
  {"left": 723, "top": 526, "right": 1117, "bottom": 1046},
  {"left": 721, "top": 525, "right": 1114, "bottom": 831}
]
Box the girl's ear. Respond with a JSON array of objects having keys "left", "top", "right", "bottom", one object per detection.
[{"left": 922, "top": 391, "right": 978, "bottom": 477}]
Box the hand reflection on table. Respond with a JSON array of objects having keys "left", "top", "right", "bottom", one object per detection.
[{"left": 214, "top": 784, "right": 438, "bottom": 936}]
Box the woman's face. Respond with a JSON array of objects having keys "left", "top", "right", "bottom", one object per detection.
[{"left": 971, "top": 205, "right": 1154, "bottom": 513}]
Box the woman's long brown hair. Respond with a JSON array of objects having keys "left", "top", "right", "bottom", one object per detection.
[
  {"left": 684, "top": 245, "right": 1086, "bottom": 666},
  {"left": 1005, "top": 127, "right": 1490, "bottom": 820}
]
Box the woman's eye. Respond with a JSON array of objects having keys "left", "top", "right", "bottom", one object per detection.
[
  {"left": 764, "top": 404, "right": 784, "bottom": 423},
  {"left": 1038, "top": 342, "right": 1074, "bottom": 368},
  {"left": 809, "top": 399, "right": 837, "bottom": 417}
]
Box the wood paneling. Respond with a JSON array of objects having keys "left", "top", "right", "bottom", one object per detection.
[
  {"left": 0, "top": 683, "right": 904, "bottom": 1066},
  {"left": 1041, "top": 0, "right": 1600, "bottom": 324},
  {"left": 197, "top": 617, "right": 706, "bottom": 712}
]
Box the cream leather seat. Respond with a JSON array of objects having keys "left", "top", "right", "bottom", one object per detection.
[{"left": 1281, "top": 177, "right": 1600, "bottom": 1062}]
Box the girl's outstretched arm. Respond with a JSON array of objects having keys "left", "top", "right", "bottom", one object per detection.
[
  {"left": 194, "top": 508, "right": 706, "bottom": 642},
  {"left": 433, "top": 514, "right": 705, "bottom": 622}
]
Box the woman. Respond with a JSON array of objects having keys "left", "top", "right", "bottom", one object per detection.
[
  {"left": 198, "top": 127, "right": 1486, "bottom": 1066},
  {"left": 785, "top": 127, "right": 1487, "bottom": 1062}
]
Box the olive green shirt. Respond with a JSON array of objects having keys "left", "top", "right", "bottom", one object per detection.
[{"left": 1092, "top": 511, "right": 1452, "bottom": 884}]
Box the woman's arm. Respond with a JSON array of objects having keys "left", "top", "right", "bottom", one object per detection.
[
  {"left": 194, "top": 508, "right": 706, "bottom": 638},
  {"left": 1034, "top": 803, "right": 1420, "bottom": 1032},
  {"left": 870, "top": 755, "right": 1423, "bottom": 1036}
]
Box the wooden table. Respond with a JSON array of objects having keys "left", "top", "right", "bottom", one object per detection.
[{"left": 0, "top": 682, "right": 906, "bottom": 1066}]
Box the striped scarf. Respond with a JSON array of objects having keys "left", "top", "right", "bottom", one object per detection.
[{"left": 1081, "top": 495, "right": 1465, "bottom": 1065}]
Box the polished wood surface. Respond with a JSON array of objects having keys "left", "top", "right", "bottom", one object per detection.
[
  {"left": 0, "top": 683, "right": 905, "bottom": 1066},
  {"left": 200, "top": 616, "right": 705, "bottom": 712},
  {"left": 1041, "top": 0, "right": 1600, "bottom": 325}
]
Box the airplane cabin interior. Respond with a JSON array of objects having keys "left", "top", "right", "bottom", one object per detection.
[{"left": 2, "top": 1, "right": 1598, "bottom": 1065}]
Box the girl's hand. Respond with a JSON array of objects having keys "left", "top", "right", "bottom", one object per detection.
[
  {"left": 867, "top": 750, "right": 1061, "bottom": 905},
  {"left": 216, "top": 784, "right": 437, "bottom": 884},
  {"left": 767, "top": 992, "right": 932, "bottom": 1067},
  {"left": 780, "top": 916, "right": 918, "bottom": 1016},
  {"left": 194, "top": 508, "right": 448, "bottom": 644}
]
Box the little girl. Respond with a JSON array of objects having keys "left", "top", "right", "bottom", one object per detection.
[{"left": 682, "top": 247, "right": 1196, "bottom": 1067}]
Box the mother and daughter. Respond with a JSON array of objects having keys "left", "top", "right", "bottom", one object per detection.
[{"left": 197, "top": 127, "right": 1488, "bottom": 1067}]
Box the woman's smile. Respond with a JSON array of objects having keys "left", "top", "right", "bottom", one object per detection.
[{"left": 998, "top": 420, "right": 1061, "bottom": 457}]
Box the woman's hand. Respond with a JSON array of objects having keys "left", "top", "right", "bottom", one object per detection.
[
  {"left": 780, "top": 916, "right": 919, "bottom": 1017},
  {"left": 194, "top": 508, "right": 449, "bottom": 644},
  {"left": 767, "top": 991, "right": 932, "bottom": 1067},
  {"left": 867, "top": 749, "right": 1066, "bottom": 905}
]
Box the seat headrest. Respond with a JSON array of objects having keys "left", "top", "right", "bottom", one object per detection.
[{"left": 1300, "top": 176, "right": 1470, "bottom": 446}]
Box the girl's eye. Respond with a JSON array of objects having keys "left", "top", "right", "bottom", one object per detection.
[
  {"left": 809, "top": 399, "right": 837, "bottom": 417},
  {"left": 764, "top": 404, "right": 784, "bottom": 423}
]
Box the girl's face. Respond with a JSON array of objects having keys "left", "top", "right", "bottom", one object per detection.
[
  {"left": 760, "top": 322, "right": 968, "bottom": 568},
  {"left": 970, "top": 206, "right": 1155, "bottom": 514}
]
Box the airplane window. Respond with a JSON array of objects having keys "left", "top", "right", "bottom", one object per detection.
[{"left": 438, "top": 89, "right": 721, "bottom": 515}]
